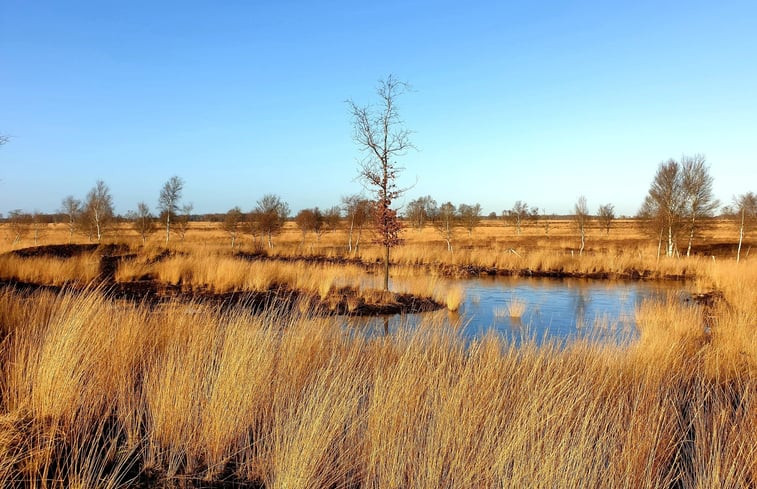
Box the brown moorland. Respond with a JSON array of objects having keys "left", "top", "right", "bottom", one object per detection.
[{"left": 0, "top": 218, "right": 754, "bottom": 488}]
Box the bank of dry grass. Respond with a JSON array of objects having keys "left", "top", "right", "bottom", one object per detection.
[{"left": 0, "top": 252, "right": 101, "bottom": 286}]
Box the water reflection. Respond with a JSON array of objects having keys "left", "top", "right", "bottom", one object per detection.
[{"left": 343, "top": 276, "right": 682, "bottom": 345}]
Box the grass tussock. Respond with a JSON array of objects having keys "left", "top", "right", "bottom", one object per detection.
[
  {"left": 507, "top": 297, "right": 527, "bottom": 318},
  {"left": 0, "top": 253, "right": 100, "bottom": 286},
  {"left": 444, "top": 285, "right": 464, "bottom": 311}
]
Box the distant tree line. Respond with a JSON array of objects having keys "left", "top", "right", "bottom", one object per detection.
[{"left": 1, "top": 157, "right": 755, "bottom": 262}]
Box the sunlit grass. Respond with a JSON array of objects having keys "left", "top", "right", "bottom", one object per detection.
[
  {"left": 507, "top": 297, "right": 527, "bottom": 318},
  {"left": 0, "top": 219, "right": 754, "bottom": 487}
]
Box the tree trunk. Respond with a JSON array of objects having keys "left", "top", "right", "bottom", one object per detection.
[
  {"left": 383, "top": 245, "right": 390, "bottom": 291},
  {"left": 165, "top": 214, "right": 171, "bottom": 245},
  {"left": 686, "top": 216, "right": 695, "bottom": 257},
  {"left": 579, "top": 228, "right": 585, "bottom": 256},
  {"left": 667, "top": 223, "right": 674, "bottom": 257},
  {"left": 94, "top": 209, "right": 102, "bottom": 242},
  {"left": 267, "top": 232, "right": 273, "bottom": 249},
  {"left": 657, "top": 227, "right": 663, "bottom": 261},
  {"left": 737, "top": 210, "right": 745, "bottom": 263},
  {"left": 348, "top": 215, "right": 354, "bottom": 252}
]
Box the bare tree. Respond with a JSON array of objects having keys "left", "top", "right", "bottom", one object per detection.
[
  {"left": 642, "top": 159, "right": 685, "bottom": 257},
  {"left": 503, "top": 201, "right": 530, "bottom": 236},
  {"left": 30, "top": 212, "right": 48, "bottom": 245},
  {"left": 458, "top": 203, "right": 482, "bottom": 236},
  {"left": 342, "top": 194, "right": 372, "bottom": 253},
  {"left": 60, "top": 196, "right": 82, "bottom": 242},
  {"left": 245, "top": 210, "right": 263, "bottom": 251},
  {"left": 158, "top": 176, "right": 184, "bottom": 245},
  {"left": 597, "top": 203, "right": 615, "bottom": 235},
  {"left": 7, "top": 210, "right": 31, "bottom": 245},
  {"left": 542, "top": 210, "right": 551, "bottom": 237},
  {"left": 83, "top": 180, "right": 114, "bottom": 242},
  {"left": 222, "top": 207, "right": 244, "bottom": 249},
  {"left": 433, "top": 202, "right": 458, "bottom": 252},
  {"left": 348, "top": 74, "right": 414, "bottom": 291},
  {"left": 528, "top": 206, "right": 540, "bottom": 230},
  {"left": 294, "top": 209, "right": 310, "bottom": 245},
  {"left": 681, "top": 155, "right": 719, "bottom": 256},
  {"left": 174, "top": 203, "right": 193, "bottom": 241},
  {"left": 324, "top": 206, "right": 342, "bottom": 233},
  {"left": 729, "top": 192, "right": 757, "bottom": 263},
  {"left": 574, "top": 196, "right": 589, "bottom": 255},
  {"left": 254, "top": 194, "right": 289, "bottom": 248},
  {"left": 638, "top": 199, "right": 666, "bottom": 261},
  {"left": 128, "top": 202, "right": 157, "bottom": 245},
  {"left": 406, "top": 195, "right": 437, "bottom": 230},
  {"left": 295, "top": 208, "right": 325, "bottom": 244}
]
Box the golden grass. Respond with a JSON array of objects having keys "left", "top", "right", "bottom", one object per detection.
[
  {"left": 0, "top": 253, "right": 100, "bottom": 286},
  {"left": 0, "top": 219, "right": 755, "bottom": 487},
  {"left": 0, "top": 269, "right": 754, "bottom": 487},
  {"left": 507, "top": 297, "right": 527, "bottom": 318},
  {"left": 443, "top": 285, "right": 464, "bottom": 311},
  {"left": 2, "top": 217, "right": 752, "bottom": 281}
]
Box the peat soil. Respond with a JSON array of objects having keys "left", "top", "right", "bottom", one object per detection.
[
  {"left": 234, "top": 249, "right": 694, "bottom": 281},
  {"left": 1, "top": 244, "right": 442, "bottom": 316}
]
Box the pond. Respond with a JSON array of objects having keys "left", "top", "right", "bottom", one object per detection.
[{"left": 344, "top": 276, "right": 685, "bottom": 344}]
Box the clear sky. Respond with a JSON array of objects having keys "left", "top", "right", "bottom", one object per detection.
[{"left": 1, "top": 0, "right": 756, "bottom": 217}]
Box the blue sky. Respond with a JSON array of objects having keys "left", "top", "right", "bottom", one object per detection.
[{"left": 1, "top": 0, "right": 755, "bottom": 216}]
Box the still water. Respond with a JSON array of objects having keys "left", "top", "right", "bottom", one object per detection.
[{"left": 344, "top": 276, "right": 684, "bottom": 344}]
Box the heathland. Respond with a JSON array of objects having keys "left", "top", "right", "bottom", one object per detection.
[{"left": 0, "top": 217, "right": 755, "bottom": 488}]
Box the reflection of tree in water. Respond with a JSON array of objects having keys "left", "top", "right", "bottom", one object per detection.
[{"left": 571, "top": 286, "right": 591, "bottom": 328}]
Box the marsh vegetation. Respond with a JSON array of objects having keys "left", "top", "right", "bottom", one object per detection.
[{"left": 0, "top": 218, "right": 755, "bottom": 488}]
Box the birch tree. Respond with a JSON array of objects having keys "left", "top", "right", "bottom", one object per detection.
[
  {"left": 680, "top": 155, "right": 719, "bottom": 256},
  {"left": 84, "top": 180, "right": 114, "bottom": 242},
  {"left": 458, "top": 203, "right": 482, "bottom": 236},
  {"left": 730, "top": 192, "right": 757, "bottom": 263},
  {"left": 433, "top": 202, "right": 458, "bottom": 252},
  {"left": 406, "top": 195, "right": 437, "bottom": 230},
  {"left": 158, "top": 176, "right": 184, "bottom": 245},
  {"left": 642, "top": 160, "right": 684, "bottom": 257},
  {"left": 597, "top": 203, "right": 615, "bottom": 235},
  {"left": 342, "top": 195, "right": 372, "bottom": 253},
  {"left": 574, "top": 196, "right": 589, "bottom": 255},
  {"left": 8, "top": 210, "right": 30, "bottom": 245},
  {"left": 60, "top": 196, "right": 82, "bottom": 242},
  {"left": 252, "top": 194, "right": 289, "bottom": 248},
  {"left": 503, "top": 201, "right": 530, "bottom": 236},
  {"left": 128, "top": 202, "right": 157, "bottom": 245},
  {"left": 222, "top": 207, "right": 244, "bottom": 249}
]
